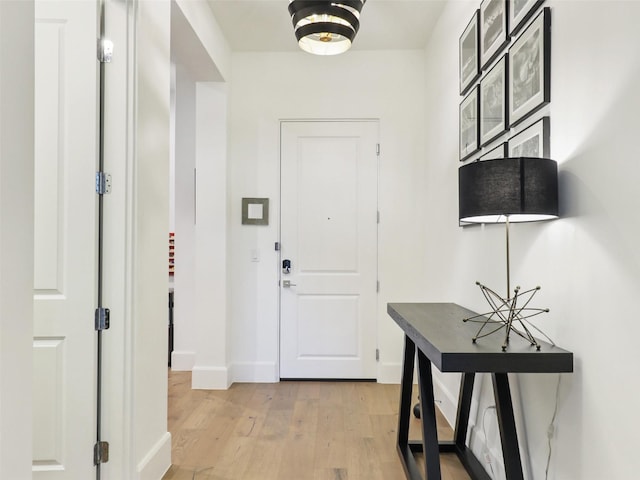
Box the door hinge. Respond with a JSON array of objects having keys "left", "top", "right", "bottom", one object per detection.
[
  {"left": 376, "top": 143, "right": 380, "bottom": 156},
  {"left": 376, "top": 280, "right": 380, "bottom": 293},
  {"left": 95, "top": 307, "right": 110, "bottom": 331},
  {"left": 94, "top": 441, "right": 109, "bottom": 465},
  {"left": 95, "top": 172, "right": 111, "bottom": 195},
  {"left": 377, "top": 211, "right": 380, "bottom": 224},
  {"left": 275, "top": 242, "right": 280, "bottom": 251},
  {"left": 98, "top": 39, "right": 113, "bottom": 63},
  {"left": 376, "top": 348, "right": 380, "bottom": 361}
]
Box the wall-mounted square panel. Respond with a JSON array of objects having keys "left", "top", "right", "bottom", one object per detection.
[{"left": 242, "top": 197, "right": 269, "bottom": 225}]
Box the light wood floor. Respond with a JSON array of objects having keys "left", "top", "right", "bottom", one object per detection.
[{"left": 162, "top": 370, "right": 471, "bottom": 480}]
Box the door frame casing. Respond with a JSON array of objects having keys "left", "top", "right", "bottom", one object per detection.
[
  {"left": 0, "top": 1, "right": 171, "bottom": 477},
  {"left": 101, "top": 0, "right": 172, "bottom": 478}
]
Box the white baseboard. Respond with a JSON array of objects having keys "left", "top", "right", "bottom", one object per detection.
[
  {"left": 192, "top": 365, "right": 231, "bottom": 389},
  {"left": 136, "top": 432, "right": 171, "bottom": 480},
  {"left": 170, "top": 350, "right": 195, "bottom": 371},
  {"left": 231, "top": 361, "right": 279, "bottom": 383},
  {"left": 377, "top": 362, "right": 402, "bottom": 384},
  {"left": 378, "top": 362, "right": 460, "bottom": 424}
]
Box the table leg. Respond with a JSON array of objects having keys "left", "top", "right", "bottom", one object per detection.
[
  {"left": 492, "top": 373, "right": 524, "bottom": 480},
  {"left": 417, "top": 349, "right": 441, "bottom": 480},
  {"left": 454, "top": 373, "right": 475, "bottom": 449},
  {"left": 397, "top": 336, "right": 423, "bottom": 479},
  {"left": 398, "top": 336, "right": 415, "bottom": 450}
]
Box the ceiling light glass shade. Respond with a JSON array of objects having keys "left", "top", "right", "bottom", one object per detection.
[
  {"left": 459, "top": 157, "right": 559, "bottom": 224},
  {"left": 288, "top": 0, "right": 366, "bottom": 55}
]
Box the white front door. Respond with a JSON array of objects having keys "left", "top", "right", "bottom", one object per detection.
[
  {"left": 280, "top": 121, "right": 378, "bottom": 379},
  {"left": 32, "top": 1, "right": 98, "bottom": 478}
]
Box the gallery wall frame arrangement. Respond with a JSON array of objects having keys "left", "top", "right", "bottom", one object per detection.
[
  {"left": 509, "top": 0, "right": 545, "bottom": 36},
  {"left": 480, "top": 54, "right": 508, "bottom": 147},
  {"left": 460, "top": 85, "right": 480, "bottom": 161},
  {"left": 480, "top": 0, "right": 509, "bottom": 68},
  {"left": 508, "top": 7, "right": 551, "bottom": 126},
  {"left": 480, "top": 141, "right": 508, "bottom": 160},
  {"left": 460, "top": 10, "right": 481, "bottom": 95},
  {"left": 509, "top": 116, "right": 550, "bottom": 157},
  {"left": 458, "top": 0, "right": 551, "bottom": 163}
]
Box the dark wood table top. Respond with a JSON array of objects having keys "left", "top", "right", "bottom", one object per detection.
[{"left": 388, "top": 303, "right": 573, "bottom": 373}]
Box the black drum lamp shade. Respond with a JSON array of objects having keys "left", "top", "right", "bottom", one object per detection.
[
  {"left": 288, "top": 0, "right": 366, "bottom": 55},
  {"left": 459, "top": 157, "right": 559, "bottom": 224}
]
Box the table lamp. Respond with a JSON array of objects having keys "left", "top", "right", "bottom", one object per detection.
[{"left": 458, "top": 157, "right": 559, "bottom": 350}]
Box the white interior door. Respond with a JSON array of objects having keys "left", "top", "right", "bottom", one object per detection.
[
  {"left": 33, "top": 1, "right": 98, "bottom": 478},
  {"left": 280, "top": 121, "right": 378, "bottom": 379}
]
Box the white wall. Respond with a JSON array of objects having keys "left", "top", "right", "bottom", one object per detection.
[
  {"left": 0, "top": 1, "right": 34, "bottom": 478},
  {"left": 423, "top": 1, "right": 640, "bottom": 478},
  {"left": 132, "top": 0, "right": 172, "bottom": 477},
  {"left": 169, "top": 0, "right": 230, "bottom": 388},
  {"left": 171, "top": 64, "right": 198, "bottom": 371},
  {"left": 228, "top": 51, "right": 428, "bottom": 383},
  {"left": 170, "top": 73, "right": 230, "bottom": 388},
  {"left": 173, "top": 0, "right": 230, "bottom": 81},
  {"left": 192, "top": 82, "right": 229, "bottom": 389},
  {"left": 170, "top": 63, "right": 176, "bottom": 233}
]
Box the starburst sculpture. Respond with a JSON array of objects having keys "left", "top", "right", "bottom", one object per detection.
[{"left": 463, "top": 281, "right": 554, "bottom": 351}]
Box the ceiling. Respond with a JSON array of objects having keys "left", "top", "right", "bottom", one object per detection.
[{"left": 205, "top": 0, "right": 447, "bottom": 53}]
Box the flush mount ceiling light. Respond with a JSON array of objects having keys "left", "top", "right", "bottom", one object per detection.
[{"left": 288, "top": 0, "right": 366, "bottom": 55}]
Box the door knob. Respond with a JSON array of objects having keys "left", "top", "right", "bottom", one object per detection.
[{"left": 282, "top": 280, "right": 297, "bottom": 288}]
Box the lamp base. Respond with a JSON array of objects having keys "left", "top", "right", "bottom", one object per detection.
[{"left": 463, "top": 282, "right": 553, "bottom": 351}]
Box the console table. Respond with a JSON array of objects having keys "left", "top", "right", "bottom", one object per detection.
[{"left": 387, "top": 303, "right": 573, "bottom": 480}]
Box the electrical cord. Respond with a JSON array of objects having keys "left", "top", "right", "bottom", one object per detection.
[
  {"left": 545, "top": 374, "right": 562, "bottom": 480},
  {"left": 479, "top": 375, "right": 562, "bottom": 480}
]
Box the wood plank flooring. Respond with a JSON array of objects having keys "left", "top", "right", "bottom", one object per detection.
[{"left": 163, "top": 370, "right": 471, "bottom": 480}]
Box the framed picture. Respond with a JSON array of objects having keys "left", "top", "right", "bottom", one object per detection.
[
  {"left": 460, "top": 10, "right": 480, "bottom": 95},
  {"left": 509, "top": 7, "right": 550, "bottom": 126},
  {"left": 480, "top": 0, "right": 509, "bottom": 68},
  {"left": 241, "top": 197, "right": 269, "bottom": 225},
  {"left": 509, "top": 0, "right": 545, "bottom": 36},
  {"left": 508, "top": 116, "right": 550, "bottom": 157},
  {"left": 460, "top": 86, "right": 480, "bottom": 161},
  {"left": 480, "top": 141, "right": 508, "bottom": 160},
  {"left": 480, "top": 54, "right": 508, "bottom": 147}
]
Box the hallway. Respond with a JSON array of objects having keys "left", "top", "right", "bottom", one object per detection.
[{"left": 162, "top": 370, "right": 470, "bottom": 480}]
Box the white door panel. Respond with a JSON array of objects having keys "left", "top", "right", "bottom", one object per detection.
[
  {"left": 33, "top": 0, "right": 98, "bottom": 478},
  {"left": 280, "top": 121, "right": 378, "bottom": 379},
  {"left": 297, "top": 295, "right": 360, "bottom": 356}
]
